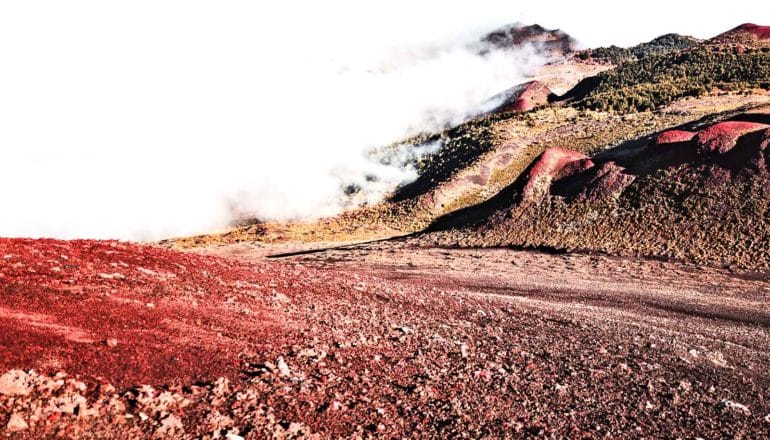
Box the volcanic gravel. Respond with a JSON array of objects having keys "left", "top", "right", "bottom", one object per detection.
[{"left": 2, "top": 238, "right": 770, "bottom": 438}]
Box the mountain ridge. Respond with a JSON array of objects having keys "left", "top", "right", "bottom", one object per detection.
[{"left": 169, "top": 23, "right": 770, "bottom": 272}]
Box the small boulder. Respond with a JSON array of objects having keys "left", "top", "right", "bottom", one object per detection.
[
  {"left": 718, "top": 399, "right": 751, "bottom": 415},
  {"left": 6, "top": 413, "right": 28, "bottom": 432},
  {"left": 276, "top": 357, "right": 291, "bottom": 377},
  {"left": 0, "top": 370, "right": 32, "bottom": 396}
]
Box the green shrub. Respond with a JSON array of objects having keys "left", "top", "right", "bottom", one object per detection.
[
  {"left": 574, "top": 46, "right": 770, "bottom": 112},
  {"left": 587, "top": 34, "right": 699, "bottom": 64}
]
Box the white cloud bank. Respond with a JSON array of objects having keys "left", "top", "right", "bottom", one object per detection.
[
  {"left": 0, "top": 2, "right": 549, "bottom": 239},
  {"left": 0, "top": 1, "right": 766, "bottom": 239}
]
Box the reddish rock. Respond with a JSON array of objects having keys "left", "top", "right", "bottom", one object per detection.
[
  {"left": 523, "top": 148, "right": 593, "bottom": 200},
  {"left": 576, "top": 162, "right": 635, "bottom": 202},
  {"left": 694, "top": 121, "right": 769, "bottom": 154},
  {"left": 6, "top": 413, "right": 28, "bottom": 432},
  {"left": 718, "top": 126, "right": 770, "bottom": 173},
  {"left": 710, "top": 23, "right": 770, "bottom": 46},
  {"left": 482, "top": 23, "right": 576, "bottom": 57},
  {"left": 551, "top": 160, "right": 635, "bottom": 202},
  {"left": 655, "top": 130, "right": 696, "bottom": 145},
  {"left": 0, "top": 370, "right": 32, "bottom": 396},
  {"left": 493, "top": 81, "right": 553, "bottom": 113}
]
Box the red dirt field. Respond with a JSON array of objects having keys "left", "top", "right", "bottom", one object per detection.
[
  {"left": 654, "top": 129, "right": 696, "bottom": 145},
  {"left": 4, "top": 236, "right": 770, "bottom": 438},
  {"left": 0, "top": 238, "right": 294, "bottom": 387}
]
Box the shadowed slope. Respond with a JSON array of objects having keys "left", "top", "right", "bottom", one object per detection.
[{"left": 426, "top": 109, "right": 770, "bottom": 269}]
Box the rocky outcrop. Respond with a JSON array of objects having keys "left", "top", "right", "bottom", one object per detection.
[
  {"left": 737, "top": 23, "right": 770, "bottom": 39},
  {"left": 492, "top": 81, "right": 554, "bottom": 113},
  {"left": 522, "top": 148, "right": 592, "bottom": 201},
  {"left": 481, "top": 24, "right": 577, "bottom": 57},
  {"left": 521, "top": 147, "right": 636, "bottom": 204},
  {"left": 552, "top": 161, "right": 635, "bottom": 202},
  {"left": 694, "top": 121, "right": 769, "bottom": 154},
  {"left": 431, "top": 110, "right": 770, "bottom": 269},
  {"left": 710, "top": 23, "right": 770, "bottom": 47},
  {"left": 578, "top": 162, "right": 635, "bottom": 202},
  {"left": 654, "top": 129, "right": 697, "bottom": 146}
]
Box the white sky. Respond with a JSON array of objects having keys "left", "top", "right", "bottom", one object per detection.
[{"left": 0, "top": 1, "right": 767, "bottom": 239}]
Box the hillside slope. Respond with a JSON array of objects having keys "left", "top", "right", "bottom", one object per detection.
[
  {"left": 579, "top": 33, "right": 700, "bottom": 64},
  {"left": 710, "top": 23, "right": 770, "bottom": 47},
  {"left": 170, "top": 24, "right": 770, "bottom": 260},
  {"left": 426, "top": 107, "right": 770, "bottom": 269}
]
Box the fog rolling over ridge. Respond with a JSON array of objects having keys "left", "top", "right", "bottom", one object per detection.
[
  {"left": 229, "top": 33, "right": 548, "bottom": 227},
  {"left": 0, "top": 3, "right": 548, "bottom": 240}
]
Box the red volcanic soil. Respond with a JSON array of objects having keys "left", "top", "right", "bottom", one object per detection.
[
  {"left": 0, "top": 238, "right": 292, "bottom": 387},
  {"left": 711, "top": 23, "right": 770, "bottom": 45},
  {"left": 494, "top": 81, "right": 553, "bottom": 113},
  {"left": 522, "top": 147, "right": 592, "bottom": 200},
  {"left": 694, "top": 121, "right": 769, "bottom": 154},
  {"left": 522, "top": 119, "right": 769, "bottom": 204},
  {"left": 655, "top": 129, "right": 696, "bottom": 145},
  {"left": 429, "top": 111, "right": 770, "bottom": 271},
  {"left": 734, "top": 23, "right": 770, "bottom": 40},
  {"left": 4, "top": 236, "right": 770, "bottom": 437}
]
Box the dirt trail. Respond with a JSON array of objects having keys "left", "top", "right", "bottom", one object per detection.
[{"left": 281, "top": 242, "right": 770, "bottom": 353}]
